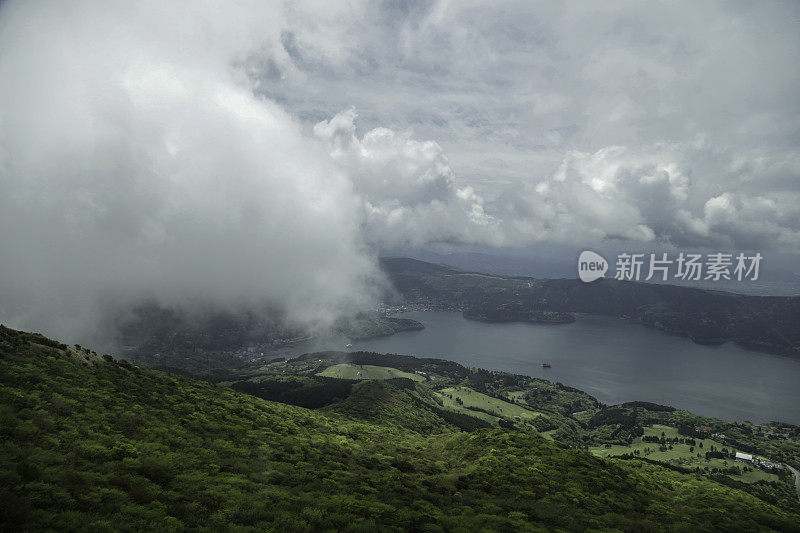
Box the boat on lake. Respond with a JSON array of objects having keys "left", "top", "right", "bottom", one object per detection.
[{"left": 542, "top": 363, "right": 551, "bottom": 368}]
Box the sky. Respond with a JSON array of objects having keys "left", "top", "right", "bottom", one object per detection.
[{"left": 0, "top": 0, "right": 799, "bottom": 344}]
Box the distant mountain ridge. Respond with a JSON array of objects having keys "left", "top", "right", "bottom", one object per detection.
[
  {"left": 380, "top": 249, "right": 800, "bottom": 296},
  {"left": 380, "top": 257, "right": 800, "bottom": 355}
]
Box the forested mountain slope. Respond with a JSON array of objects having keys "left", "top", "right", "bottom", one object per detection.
[{"left": 1, "top": 325, "right": 799, "bottom": 531}]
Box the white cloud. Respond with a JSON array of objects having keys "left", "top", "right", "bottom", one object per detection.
[
  {"left": 0, "top": 0, "right": 508, "bottom": 347},
  {"left": 703, "top": 193, "right": 800, "bottom": 250},
  {"left": 0, "top": 1, "right": 378, "bottom": 346},
  {"left": 505, "top": 142, "right": 800, "bottom": 249},
  {"left": 314, "top": 108, "right": 500, "bottom": 246}
]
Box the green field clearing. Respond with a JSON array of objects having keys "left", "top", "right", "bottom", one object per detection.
[
  {"left": 317, "top": 363, "right": 424, "bottom": 381},
  {"left": 436, "top": 386, "right": 545, "bottom": 424},
  {"left": 590, "top": 424, "right": 780, "bottom": 484}
]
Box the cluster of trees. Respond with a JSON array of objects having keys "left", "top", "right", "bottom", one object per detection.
[
  {"left": 230, "top": 375, "right": 355, "bottom": 409},
  {"left": 704, "top": 445, "right": 734, "bottom": 460},
  {"left": 642, "top": 435, "right": 697, "bottom": 446}
]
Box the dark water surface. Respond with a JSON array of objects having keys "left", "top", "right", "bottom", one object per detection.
[{"left": 283, "top": 311, "right": 800, "bottom": 425}]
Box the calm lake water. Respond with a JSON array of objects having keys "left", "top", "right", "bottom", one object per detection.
[{"left": 282, "top": 311, "right": 800, "bottom": 425}]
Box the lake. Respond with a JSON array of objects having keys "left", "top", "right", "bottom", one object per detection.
[{"left": 282, "top": 311, "right": 800, "bottom": 425}]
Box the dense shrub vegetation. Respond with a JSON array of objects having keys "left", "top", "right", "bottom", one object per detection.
[{"left": 1, "top": 325, "right": 799, "bottom": 531}]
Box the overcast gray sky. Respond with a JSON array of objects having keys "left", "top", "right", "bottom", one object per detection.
[
  {"left": 255, "top": 0, "right": 800, "bottom": 250},
  {"left": 1, "top": 0, "right": 799, "bottom": 343}
]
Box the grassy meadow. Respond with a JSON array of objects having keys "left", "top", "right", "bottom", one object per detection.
[
  {"left": 316, "top": 363, "right": 424, "bottom": 382},
  {"left": 590, "top": 424, "right": 781, "bottom": 484}
]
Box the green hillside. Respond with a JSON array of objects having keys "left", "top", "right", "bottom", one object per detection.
[
  {"left": 591, "top": 425, "right": 781, "bottom": 484},
  {"left": 317, "top": 363, "right": 424, "bottom": 381},
  {"left": 223, "top": 351, "right": 800, "bottom": 510},
  {"left": 319, "top": 380, "right": 462, "bottom": 434},
  {"left": 1, "top": 325, "right": 799, "bottom": 531},
  {"left": 437, "top": 386, "right": 545, "bottom": 420}
]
